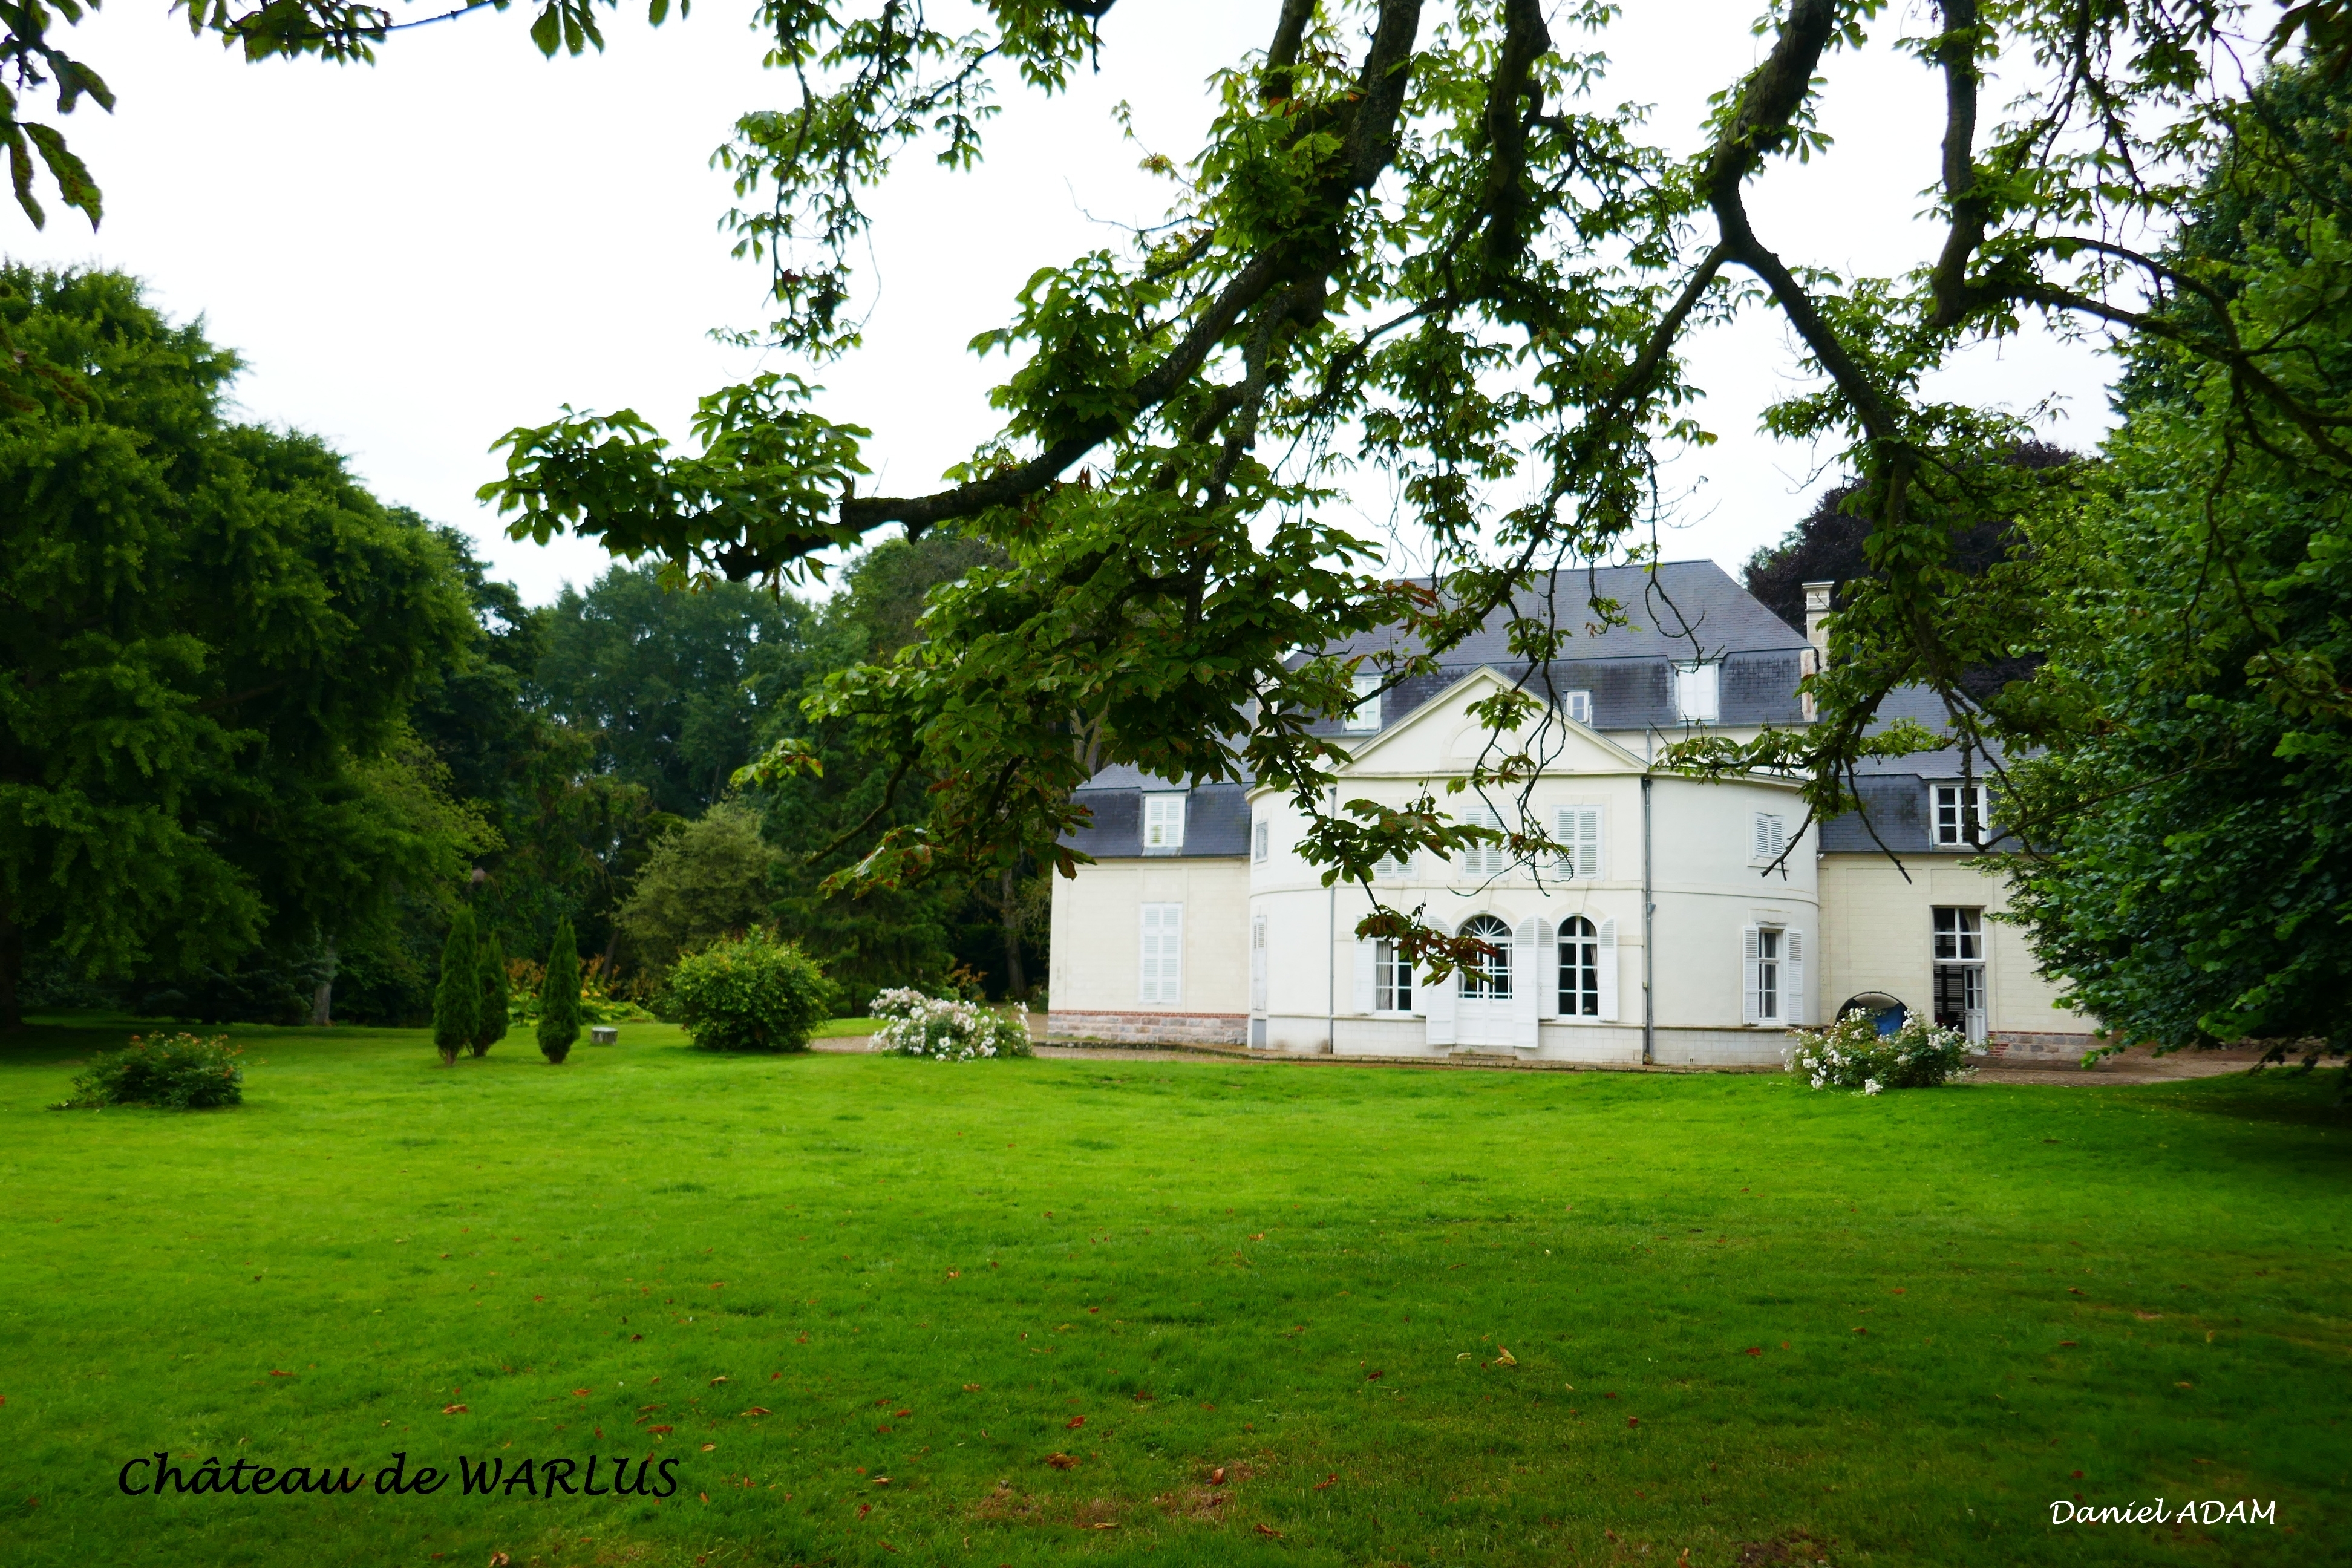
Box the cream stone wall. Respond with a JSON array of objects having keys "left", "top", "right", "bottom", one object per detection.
[
  {"left": 1241, "top": 668, "right": 1819, "bottom": 1060},
  {"left": 1817, "top": 854, "right": 2088, "bottom": 1043},
  {"left": 1047, "top": 857, "right": 1252, "bottom": 1032}
]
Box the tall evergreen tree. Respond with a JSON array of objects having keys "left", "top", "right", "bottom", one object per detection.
[
  {"left": 537, "top": 917, "right": 582, "bottom": 1064},
  {"left": 0, "top": 265, "right": 478, "bottom": 1027},
  {"left": 431, "top": 907, "right": 479, "bottom": 1067},
  {"left": 471, "top": 929, "right": 509, "bottom": 1057}
]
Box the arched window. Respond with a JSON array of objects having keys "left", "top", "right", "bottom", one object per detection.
[
  {"left": 1460, "top": 914, "right": 1512, "bottom": 999},
  {"left": 1559, "top": 916, "right": 1599, "bottom": 1017}
]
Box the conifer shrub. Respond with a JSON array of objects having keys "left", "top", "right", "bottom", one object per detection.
[
  {"left": 51, "top": 1033, "right": 245, "bottom": 1109},
  {"left": 537, "top": 917, "right": 583, "bottom": 1064},
  {"left": 431, "top": 908, "right": 480, "bottom": 1067},
  {"left": 665, "top": 929, "right": 835, "bottom": 1053},
  {"left": 472, "top": 930, "right": 509, "bottom": 1057}
]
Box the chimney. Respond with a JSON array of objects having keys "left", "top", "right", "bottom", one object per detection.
[{"left": 1800, "top": 581, "right": 1834, "bottom": 721}]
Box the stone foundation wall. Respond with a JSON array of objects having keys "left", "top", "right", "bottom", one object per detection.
[
  {"left": 1048, "top": 1010, "right": 1249, "bottom": 1047},
  {"left": 1984, "top": 1030, "right": 2099, "bottom": 1063}
]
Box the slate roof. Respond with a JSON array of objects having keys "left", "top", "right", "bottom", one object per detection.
[
  {"left": 1818, "top": 683, "right": 2020, "bottom": 853},
  {"left": 1063, "top": 561, "right": 1811, "bottom": 860}
]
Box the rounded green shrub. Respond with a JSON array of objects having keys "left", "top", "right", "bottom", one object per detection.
[
  {"left": 52, "top": 1033, "right": 245, "bottom": 1109},
  {"left": 665, "top": 929, "right": 836, "bottom": 1053}
]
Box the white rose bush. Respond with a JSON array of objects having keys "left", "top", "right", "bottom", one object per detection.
[
  {"left": 871, "top": 988, "right": 1034, "bottom": 1062},
  {"left": 1786, "top": 1011, "right": 1982, "bottom": 1093}
]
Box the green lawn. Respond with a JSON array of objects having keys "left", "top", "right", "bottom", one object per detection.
[{"left": 1, "top": 1016, "right": 2344, "bottom": 1568}]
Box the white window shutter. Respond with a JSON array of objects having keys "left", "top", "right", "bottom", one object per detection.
[
  {"left": 1595, "top": 917, "right": 1619, "bottom": 1022},
  {"left": 1140, "top": 903, "right": 1183, "bottom": 1005},
  {"left": 1583, "top": 808, "right": 1604, "bottom": 880},
  {"left": 1751, "top": 813, "right": 1770, "bottom": 860},
  {"left": 1512, "top": 918, "right": 1541, "bottom": 1047},
  {"left": 1422, "top": 918, "right": 1455, "bottom": 1045},
  {"left": 1740, "top": 924, "right": 1762, "bottom": 1025},
  {"left": 1784, "top": 929, "right": 1805, "bottom": 1027},
  {"left": 1769, "top": 815, "right": 1787, "bottom": 858},
  {"left": 1249, "top": 915, "right": 1267, "bottom": 1013},
  {"left": 1534, "top": 917, "right": 1559, "bottom": 1019},
  {"left": 1353, "top": 939, "right": 1377, "bottom": 1014}
]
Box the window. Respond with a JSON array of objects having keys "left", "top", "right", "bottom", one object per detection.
[
  {"left": 1742, "top": 924, "right": 1804, "bottom": 1025},
  {"left": 1934, "top": 784, "right": 1990, "bottom": 846},
  {"left": 1554, "top": 806, "right": 1602, "bottom": 879},
  {"left": 1932, "top": 906, "right": 1987, "bottom": 1039},
  {"left": 1558, "top": 916, "right": 1600, "bottom": 1017},
  {"left": 1251, "top": 818, "right": 1270, "bottom": 863},
  {"left": 1375, "top": 848, "right": 1414, "bottom": 880},
  {"left": 1460, "top": 913, "right": 1512, "bottom": 999},
  {"left": 1140, "top": 903, "right": 1183, "bottom": 1003},
  {"left": 1674, "top": 660, "right": 1720, "bottom": 724},
  {"left": 1250, "top": 914, "right": 1267, "bottom": 1013},
  {"left": 1142, "top": 792, "right": 1187, "bottom": 853},
  {"left": 1459, "top": 804, "right": 1510, "bottom": 878},
  {"left": 1373, "top": 939, "right": 1414, "bottom": 1012},
  {"left": 1932, "top": 906, "right": 1982, "bottom": 961},
  {"left": 1751, "top": 811, "right": 1788, "bottom": 863},
  {"left": 1565, "top": 689, "right": 1594, "bottom": 725},
  {"left": 1345, "top": 673, "right": 1383, "bottom": 732}
]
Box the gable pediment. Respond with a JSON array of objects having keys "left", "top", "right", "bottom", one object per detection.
[{"left": 1339, "top": 667, "right": 1647, "bottom": 779}]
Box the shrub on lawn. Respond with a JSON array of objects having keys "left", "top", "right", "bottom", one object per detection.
[
  {"left": 665, "top": 929, "right": 835, "bottom": 1053},
  {"left": 52, "top": 1033, "right": 244, "bottom": 1109},
  {"left": 472, "top": 929, "right": 509, "bottom": 1058},
  {"left": 871, "top": 987, "right": 1034, "bottom": 1060},
  {"left": 431, "top": 908, "right": 480, "bottom": 1067},
  {"left": 537, "top": 916, "right": 583, "bottom": 1063},
  {"left": 1786, "top": 1010, "right": 1982, "bottom": 1092}
]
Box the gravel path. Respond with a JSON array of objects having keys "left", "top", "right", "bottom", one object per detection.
[{"left": 814, "top": 1028, "right": 2290, "bottom": 1083}]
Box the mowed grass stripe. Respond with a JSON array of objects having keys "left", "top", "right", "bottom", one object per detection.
[{"left": 0, "top": 1015, "right": 2344, "bottom": 1566}]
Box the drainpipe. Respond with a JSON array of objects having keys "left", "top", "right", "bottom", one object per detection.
[
  {"left": 1326, "top": 786, "right": 1339, "bottom": 1054},
  {"left": 1642, "top": 772, "right": 1656, "bottom": 1066}
]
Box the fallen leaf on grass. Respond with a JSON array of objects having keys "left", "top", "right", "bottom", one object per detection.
[
  {"left": 1209, "top": 1468, "right": 1226, "bottom": 1485},
  {"left": 1494, "top": 1348, "right": 1518, "bottom": 1367},
  {"left": 857, "top": 1503, "right": 872, "bottom": 1520},
  {"left": 1067, "top": 1416, "right": 1086, "bottom": 1429},
  {"left": 442, "top": 1405, "right": 468, "bottom": 1415},
  {"left": 742, "top": 1408, "right": 772, "bottom": 1417},
  {"left": 1254, "top": 1524, "right": 1284, "bottom": 1538},
  {"left": 648, "top": 1425, "right": 673, "bottom": 1436},
  {"left": 1627, "top": 1417, "right": 1640, "bottom": 1428},
  {"left": 1047, "top": 1454, "right": 1079, "bottom": 1471},
  {"left": 1365, "top": 1371, "right": 1383, "bottom": 1382},
  {"left": 711, "top": 1376, "right": 730, "bottom": 1385},
  {"left": 701, "top": 1443, "right": 716, "bottom": 1452},
  {"left": 1744, "top": 1347, "right": 1762, "bottom": 1356},
  {"left": 574, "top": 1389, "right": 590, "bottom": 1398},
  {"left": 2058, "top": 1341, "right": 2077, "bottom": 1348},
  {"left": 490, "top": 1555, "right": 511, "bottom": 1567},
  {"left": 1313, "top": 1474, "right": 1337, "bottom": 1491},
  {"left": 269, "top": 1371, "right": 292, "bottom": 1378}
]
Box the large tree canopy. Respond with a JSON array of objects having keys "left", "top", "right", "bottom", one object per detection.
[
  {"left": 22, "top": 2, "right": 2352, "bottom": 977},
  {"left": 0, "top": 264, "right": 481, "bottom": 1026},
  {"left": 470, "top": 1, "right": 2352, "bottom": 970},
  {"left": 2002, "top": 61, "right": 2352, "bottom": 1066}
]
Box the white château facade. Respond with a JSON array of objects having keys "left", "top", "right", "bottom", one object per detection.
[{"left": 1047, "top": 562, "right": 2091, "bottom": 1067}]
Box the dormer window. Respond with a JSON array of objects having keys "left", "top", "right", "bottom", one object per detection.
[
  {"left": 1934, "top": 785, "right": 1990, "bottom": 846},
  {"left": 1345, "top": 673, "right": 1382, "bottom": 732},
  {"left": 1142, "top": 792, "right": 1187, "bottom": 854},
  {"left": 1674, "top": 661, "right": 1720, "bottom": 724},
  {"left": 1564, "top": 689, "right": 1593, "bottom": 725}
]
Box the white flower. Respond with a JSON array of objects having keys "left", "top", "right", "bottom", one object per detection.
[{"left": 1863, "top": 1079, "right": 1883, "bottom": 1095}]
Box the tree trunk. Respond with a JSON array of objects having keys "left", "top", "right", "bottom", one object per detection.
[
  {"left": 999, "top": 868, "right": 1027, "bottom": 1002},
  {"left": 0, "top": 903, "right": 21, "bottom": 1031},
  {"left": 310, "top": 934, "right": 338, "bottom": 1026}
]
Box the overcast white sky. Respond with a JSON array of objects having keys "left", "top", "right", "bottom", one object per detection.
[{"left": 7, "top": 0, "right": 2141, "bottom": 604}]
